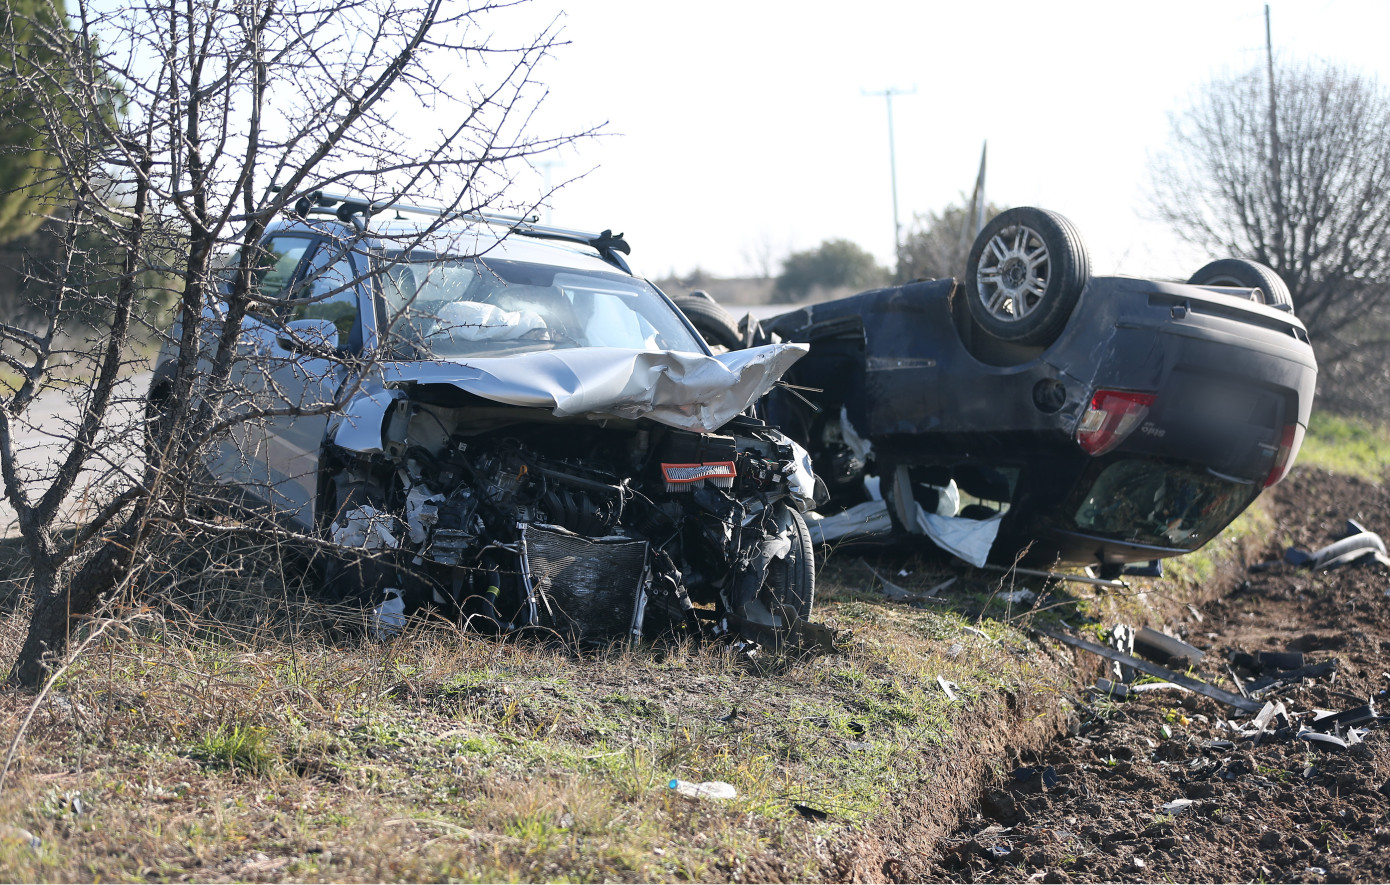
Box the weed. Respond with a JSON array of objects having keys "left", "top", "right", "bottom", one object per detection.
[{"left": 189, "top": 724, "right": 279, "bottom": 775}]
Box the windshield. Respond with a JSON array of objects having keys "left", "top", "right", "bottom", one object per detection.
[
  {"left": 378, "top": 256, "right": 705, "bottom": 358},
  {"left": 1070, "top": 458, "right": 1260, "bottom": 549}
]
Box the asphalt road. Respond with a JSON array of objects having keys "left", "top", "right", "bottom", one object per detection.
[{"left": 0, "top": 372, "right": 152, "bottom": 539}]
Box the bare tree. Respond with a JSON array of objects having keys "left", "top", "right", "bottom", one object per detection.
[
  {"left": 898, "top": 200, "right": 1004, "bottom": 284},
  {"left": 0, "top": 0, "right": 592, "bottom": 685},
  {"left": 1151, "top": 60, "right": 1390, "bottom": 369}
]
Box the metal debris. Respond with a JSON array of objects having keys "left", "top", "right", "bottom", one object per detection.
[
  {"left": 1037, "top": 628, "right": 1264, "bottom": 714},
  {"left": 1134, "top": 626, "right": 1206, "bottom": 665}
]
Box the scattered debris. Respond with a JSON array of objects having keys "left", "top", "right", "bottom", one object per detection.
[
  {"left": 1134, "top": 626, "right": 1206, "bottom": 666},
  {"left": 982, "top": 564, "right": 1126, "bottom": 589},
  {"left": 1037, "top": 628, "right": 1264, "bottom": 714},
  {"left": 1128, "top": 681, "right": 1191, "bottom": 695},
  {"left": 937, "top": 675, "right": 960, "bottom": 701},
  {"left": 1284, "top": 520, "right": 1390, "bottom": 571},
  {"left": 792, "top": 803, "right": 829, "bottom": 821},
  {"left": 857, "top": 559, "right": 949, "bottom": 603},
  {"left": 0, "top": 825, "right": 40, "bottom": 852},
  {"left": 668, "top": 779, "right": 736, "bottom": 800}
]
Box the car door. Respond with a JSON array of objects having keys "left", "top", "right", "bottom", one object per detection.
[
  {"left": 256, "top": 240, "right": 364, "bottom": 530},
  {"left": 204, "top": 234, "right": 317, "bottom": 494}
]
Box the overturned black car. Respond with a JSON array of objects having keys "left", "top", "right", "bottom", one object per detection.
[{"left": 676, "top": 208, "right": 1318, "bottom": 576}]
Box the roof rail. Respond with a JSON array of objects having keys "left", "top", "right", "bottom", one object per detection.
[{"left": 268, "top": 187, "right": 632, "bottom": 271}]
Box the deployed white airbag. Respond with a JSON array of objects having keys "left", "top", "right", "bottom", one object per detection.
[{"left": 431, "top": 301, "right": 547, "bottom": 341}]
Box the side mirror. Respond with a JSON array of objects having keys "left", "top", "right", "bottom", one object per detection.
[{"left": 276, "top": 318, "right": 340, "bottom": 354}]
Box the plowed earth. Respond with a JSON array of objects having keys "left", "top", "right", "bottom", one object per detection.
[{"left": 928, "top": 469, "right": 1390, "bottom": 883}]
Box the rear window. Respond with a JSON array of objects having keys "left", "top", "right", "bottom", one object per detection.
[{"left": 1070, "top": 459, "right": 1260, "bottom": 549}]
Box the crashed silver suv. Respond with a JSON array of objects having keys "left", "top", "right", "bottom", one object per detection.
[{"left": 148, "top": 195, "right": 821, "bottom": 644}]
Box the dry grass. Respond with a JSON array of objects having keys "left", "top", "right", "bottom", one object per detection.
[{"left": 0, "top": 526, "right": 1077, "bottom": 883}]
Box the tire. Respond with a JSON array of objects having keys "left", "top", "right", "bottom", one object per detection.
[
  {"left": 760, "top": 503, "right": 815, "bottom": 621},
  {"left": 670, "top": 291, "right": 743, "bottom": 351},
  {"left": 1187, "top": 259, "right": 1294, "bottom": 310},
  {"left": 965, "top": 207, "right": 1090, "bottom": 346}
]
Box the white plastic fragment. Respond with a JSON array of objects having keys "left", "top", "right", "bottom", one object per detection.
[
  {"left": 999, "top": 589, "right": 1036, "bottom": 605},
  {"left": 1250, "top": 700, "right": 1287, "bottom": 734},
  {"left": 669, "top": 779, "right": 736, "bottom": 800},
  {"left": 804, "top": 501, "right": 894, "bottom": 544},
  {"left": 371, "top": 588, "right": 407, "bottom": 640},
  {"left": 937, "top": 675, "right": 959, "bottom": 701},
  {"left": 1130, "top": 681, "right": 1191, "bottom": 694},
  {"left": 1161, "top": 798, "right": 1196, "bottom": 814},
  {"left": 403, "top": 485, "right": 445, "bottom": 546},
  {"left": 332, "top": 506, "right": 399, "bottom": 550}
]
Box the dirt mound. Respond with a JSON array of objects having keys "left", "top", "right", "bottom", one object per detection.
[{"left": 928, "top": 468, "right": 1390, "bottom": 883}]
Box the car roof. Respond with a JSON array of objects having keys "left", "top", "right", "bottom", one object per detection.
[{"left": 263, "top": 216, "right": 633, "bottom": 277}]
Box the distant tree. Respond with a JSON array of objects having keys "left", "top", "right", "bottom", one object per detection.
[
  {"left": 898, "top": 201, "right": 1005, "bottom": 283},
  {"left": 773, "top": 238, "right": 886, "bottom": 302},
  {"left": 0, "top": 0, "right": 91, "bottom": 244},
  {"left": 1150, "top": 60, "right": 1390, "bottom": 366}
]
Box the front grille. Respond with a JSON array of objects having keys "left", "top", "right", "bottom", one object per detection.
[{"left": 522, "top": 524, "right": 648, "bottom": 643}]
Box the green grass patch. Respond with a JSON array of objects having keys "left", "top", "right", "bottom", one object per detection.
[{"left": 1297, "top": 411, "right": 1390, "bottom": 480}]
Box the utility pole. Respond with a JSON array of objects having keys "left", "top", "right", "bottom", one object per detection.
[
  {"left": 536, "top": 159, "right": 561, "bottom": 225},
  {"left": 1265, "top": 4, "right": 1285, "bottom": 265},
  {"left": 863, "top": 87, "right": 915, "bottom": 277}
]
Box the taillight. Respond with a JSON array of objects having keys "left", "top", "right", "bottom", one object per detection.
[
  {"left": 1264, "top": 422, "right": 1305, "bottom": 487},
  {"left": 1075, "top": 390, "right": 1156, "bottom": 456}
]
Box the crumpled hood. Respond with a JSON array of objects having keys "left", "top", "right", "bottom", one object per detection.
[{"left": 331, "top": 344, "right": 810, "bottom": 451}]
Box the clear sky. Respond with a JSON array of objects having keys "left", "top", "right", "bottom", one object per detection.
[{"left": 477, "top": 1, "right": 1390, "bottom": 282}]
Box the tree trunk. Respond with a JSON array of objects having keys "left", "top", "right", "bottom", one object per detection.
[{"left": 9, "top": 517, "right": 137, "bottom": 688}]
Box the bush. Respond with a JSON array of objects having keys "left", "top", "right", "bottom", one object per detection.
[{"left": 773, "top": 238, "right": 886, "bottom": 302}]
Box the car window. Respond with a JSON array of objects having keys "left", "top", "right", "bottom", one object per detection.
[
  {"left": 252, "top": 236, "right": 313, "bottom": 300},
  {"left": 381, "top": 256, "right": 704, "bottom": 358},
  {"left": 293, "top": 245, "right": 360, "bottom": 349},
  {"left": 1070, "top": 459, "right": 1260, "bottom": 549}
]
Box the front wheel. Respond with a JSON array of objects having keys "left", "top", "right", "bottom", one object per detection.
[
  {"left": 965, "top": 207, "right": 1090, "bottom": 346},
  {"left": 759, "top": 503, "right": 815, "bottom": 622}
]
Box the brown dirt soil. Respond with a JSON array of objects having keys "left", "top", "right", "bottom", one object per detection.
[{"left": 927, "top": 467, "right": 1390, "bottom": 883}]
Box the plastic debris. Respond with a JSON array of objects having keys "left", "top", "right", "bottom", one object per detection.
[
  {"left": 1285, "top": 523, "right": 1390, "bottom": 571},
  {"left": 669, "top": 779, "right": 736, "bottom": 800},
  {"left": 1134, "top": 626, "right": 1206, "bottom": 665},
  {"left": 1130, "top": 681, "right": 1191, "bottom": 694},
  {"left": 0, "top": 824, "right": 40, "bottom": 851},
  {"left": 999, "top": 588, "right": 1036, "bottom": 605},
  {"left": 370, "top": 588, "right": 407, "bottom": 639},
  {"left": 1038, "top": 628, "right": 1263, "bottom": 713},
  {"left": 332, "top": 505, "right": 400, "bottom": 550},
  {"left": 937, "top": 675, "right": 959, "bottom": 701},
  {"left": 1095, "top": 677, "right": 1130, "bottom": 700},
  {"left": 403, "top": 484, "right": 445, "bottom": 545},
  {"left": 793, "top": 803, "right": 829, "bottom": 821},
  {"left": 1296, "top": 730, "right": 1349, "bottom": 750},
  {"left": 1161, "top": 798, "right": 1196, "bottom": 813}
]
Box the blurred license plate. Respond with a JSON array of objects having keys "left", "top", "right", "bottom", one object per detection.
[{"left": 1187, "top": 385, "right": 1258, "bottom": 422}]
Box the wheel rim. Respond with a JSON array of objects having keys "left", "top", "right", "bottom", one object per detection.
[{"left": 975, "top": 223, "right": 1051, "bottom": 321}]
